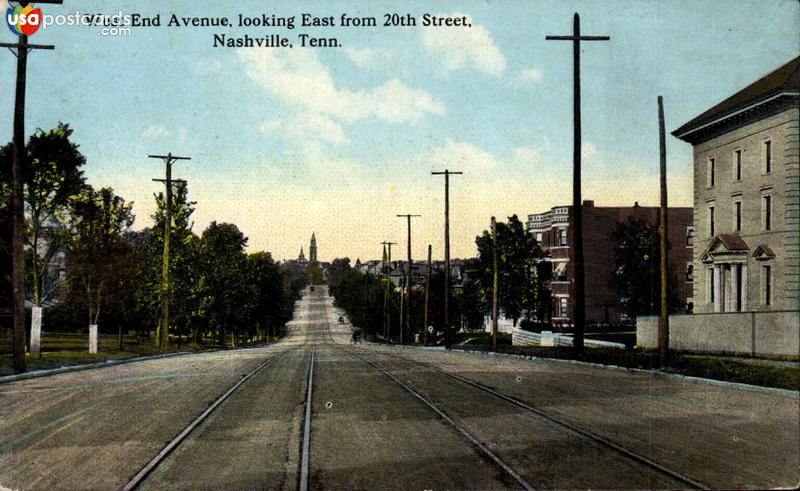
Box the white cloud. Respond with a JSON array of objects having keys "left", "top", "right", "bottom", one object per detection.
[
  {"left": 582, "top": 142, "right": 598, "bottom": 160},
  {"left": 238, "top": 48, "right": 445, "bottom": 124},
  {"left": 420, "top": 12, "right": 506, "bottom": 76},
  {"left": 426, "top": 139, "right": 499, "bottom": 175},
  {"left": 142, "top": 125, "right": 168, "bottom": 138},
  {"left": 517, "top": 66, "right": 543, "bottom": 82},
  {"left": 344, "top": 47, "right": 379, "bottom": 68},
  {"left": 260, "top": 113, "right": 349, "bottom": 146}
]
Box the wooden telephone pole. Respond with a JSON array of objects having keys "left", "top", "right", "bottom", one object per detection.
[
  {"left": 658, "top": 96, "right": 670, "bottom": 368},
  {"left": 150, "top": 153, "right": 190, "bottom": 351},
  {"left": 424, "top": 244, "right": 432, "bottom": 346},
  {"left": 492, "top": 217, "right": 499, "bottom": 352},
  {"left": 432, "top": 170, "right": 462, "bottom": 349},
  {"left": 2, "top": 0, "right": 62, "bottom": 374},
  {"left": 381, "top": 241, "right": 395, "bottom": 341},
  {"left": 546, "top": 13, "right": 610, "bottom": 356},
  {"left": 397, "top": 214, "right": 420, "bottom": 344}
]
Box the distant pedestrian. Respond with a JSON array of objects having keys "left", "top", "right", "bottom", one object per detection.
[{"left": 414, "top": 332, "right": 420, "bottom": 345}]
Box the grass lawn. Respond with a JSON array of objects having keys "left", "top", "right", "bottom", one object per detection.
[
  {"left": 0, "top": 332, "right": 281, "bottom": 377},
  {"left": 451, "top": 342, "right": 799, "bottom": 391}
]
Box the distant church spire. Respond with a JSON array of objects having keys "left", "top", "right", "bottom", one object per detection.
[
  {"left": 309, "top": 233, "right": 318, "bottom": 263},
  {"left": 298, "top": 246, "right": 307, "bottom": 264}
]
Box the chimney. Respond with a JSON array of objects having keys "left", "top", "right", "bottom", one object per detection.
[{"left": 583, "top": 200, "right": 595, "bottom": 207}]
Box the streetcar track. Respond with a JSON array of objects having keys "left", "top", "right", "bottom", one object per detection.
[
  {"left": 120, "top": 347, "right": 296, "bottom": 491},
  {"left": 298, "top": 347, "right": 315, "bottom": 491},
  {"left": 366, "top": 346, "right": 710, "bottom": 490},
  {"left": 322, "top": 319, "right": 534, "bottom": 490},
  {"left": 349, "top": 348, "right": 536, "bottom": 490}
]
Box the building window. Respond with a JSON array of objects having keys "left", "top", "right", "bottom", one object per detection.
[
  {"left": 733, "top": 200, "right": 742, "bottom": 232},
  {"left": 685, "top": 226, "right": 695, "bottom": 247},
  {"left": 762, "top": 195, "right": 772, "bottom": 231},
  {"left": 733, "top": 149, "right": 742, "bottom": 181},
  {"left": 559, "top": 298, "right": 568, "bottom": 318},
  {"left": 707, "top": 267, "right": 714, "bottom": 303},
  {"left": 552, "top": 261, "right": 568, "bottom": 282},
  {"left": 535, "top": 232, "right": 543, "bottom": 243},
  {"left": 686, "top": 263, "right": 694, "bottom": 282},
  {"left": 707, "top": 157, "right": 716, "bottom": 187},
  {"left": 764, "top": 140, "right": 772, "bottom": 174},
  {"left": 762, "top": 265, "right": 772, "bottom": 306},
  {"left": 558, "top": 228, "right": 567, "bottom": 246},
  {"left": 708, "top": 205, "right": 715, "bottom": 236}
]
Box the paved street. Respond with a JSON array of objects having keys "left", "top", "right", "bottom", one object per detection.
[{"left": 1, "top": 287, "right": 797, "bottom": 490}]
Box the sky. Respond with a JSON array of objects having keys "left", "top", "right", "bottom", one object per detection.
[{"left": 1, "top": 0, "right": 798, "bottom": 262}]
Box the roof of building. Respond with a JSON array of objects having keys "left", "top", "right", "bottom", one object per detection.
[
  {"left": 673, "top": 56, "right": 800, "bottom": 140},
  {"left": 717, "top": 233, "right": 749, "bottom": 251},
  {"left": 753, "top": 244, "right": 776, "bottom": 259}
]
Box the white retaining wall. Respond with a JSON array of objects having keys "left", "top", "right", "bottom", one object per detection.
[
  {"left": 637, "top": 311, "right": 800, "bottom": 357},
  {"left": 512, "top": 329, "right": 625, "bottom": 349}
]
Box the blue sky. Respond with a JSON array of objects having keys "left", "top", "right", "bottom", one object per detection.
[{"left": 1, "top": 0, "right": 798, "bottom": 261}]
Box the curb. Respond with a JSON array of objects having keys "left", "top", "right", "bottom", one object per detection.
[
  {"left": 368, "top": 342, "right": 799, "bottom": 398},
  {"left": 0, "top": 341, "right": 280, "bottom": 385}
]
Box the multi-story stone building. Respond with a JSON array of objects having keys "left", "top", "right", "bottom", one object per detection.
[
  {"left": 526, "top": 201, "right": 693, "bottom": 324},
  {"left": 673, "top": 56, "right": 799, "bottom": 313}
]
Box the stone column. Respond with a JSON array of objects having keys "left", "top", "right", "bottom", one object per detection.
[
  {"left": 713, "top": 265, "right": 722, "bottom": 313},
  {"left": 741, "top": 263, "right": 748, "bottom": 311},
  {"left": 731, "top": 264, "right": 739, "bottom": 312}
]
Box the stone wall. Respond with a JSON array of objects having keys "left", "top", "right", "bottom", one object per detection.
[{"left": 637, "top": 311, "right": 799, "bottom": 357}]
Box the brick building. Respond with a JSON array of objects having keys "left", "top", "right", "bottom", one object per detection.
[
  {"left": 673, "top": 56, "right": 799, "bottom": 313},
  {"left": 526, "top": 201, "right": 693, "bottom": 324}
]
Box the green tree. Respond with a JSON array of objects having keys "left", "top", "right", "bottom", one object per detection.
[
  {"left": 610, "top": 217, "right": 680, "bottom": 319},
  {"left": 475, "top": 215, "right": 543, "bottom": 326},
  {"left": 197, "top": 222, "right": 248, "bottom": 345},
  {"left": 246, "top": 251, "right": 290, "bottom": 340},
  {"left": 0, "top": 143, "right": 12, "bottom": 311},
  {"left": 23, "top": 123, "right": 86, "bottom": 306},
  {"left": 66, "top": 186, "right": 134, "bottom": 331},
  {"left": 151, "top": 181, "right": 198, "bottom": 343}
]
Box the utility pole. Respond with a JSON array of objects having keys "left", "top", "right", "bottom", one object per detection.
[
  {"left": 397, "top": 214, "right": 420, "bottom": 345},
  {"left": 432, "top": 169, "right": 462, "bottom": 349},
  {"left": 492, "top": 217, "right": 499, "bottom": 352},
  {"left": 658, "top": 96, "right": 670, "bottom": 368},
  {"left": 424, "top": 244, "right": 432, "bottom": 346},
  {"left": 546, "top": 13, "right": 610, "bottom": 356},
  {"left": 381, "top": 241, "right": 395, "bottom": 341},
  {"left": 150, "top": 153, "right": 190, "bottom": 351},
  {"left": 2, "top": 0, "right": 62, "bottom": 374}
]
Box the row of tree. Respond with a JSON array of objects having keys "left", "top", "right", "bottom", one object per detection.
[
  {"left": 1, "top": 123, "right": 302, "bottom": 350},
  {"left": 327, "top": 213, "right": 679, "bottom": 343},
  {"left": 327, "top": 215, "right": 550, "bottom": 343}
]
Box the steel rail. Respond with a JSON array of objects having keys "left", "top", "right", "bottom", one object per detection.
[
  {"left": 120, "top": 348, "right": 294, "bottom": 491},
  {"left": 299, "top": 347, "right": 316, "bottom": 491},
  {"left": 347, "top": 348, "right": 536, "bottom": 491},
  {"left": 375, "top": 349, "right": 710, "bottom": 490}
]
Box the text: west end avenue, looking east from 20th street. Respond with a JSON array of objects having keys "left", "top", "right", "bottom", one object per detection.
[{"left": 65, "top": 11, "right": 471, "bottom": 48}]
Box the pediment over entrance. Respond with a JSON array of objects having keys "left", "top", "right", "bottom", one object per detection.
[
  {"left": 753, "top": 244, "right": 776, "bottom": 260},
  {"left": 700, "top": 234, "right": 749, "bottom": 263}
]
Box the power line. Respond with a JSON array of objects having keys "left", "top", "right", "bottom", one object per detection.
[
  {"left": 432, "top": 170, "right": 462, "bottom": 349},
  {"left": 546, "top": 13, "right": 610, "bottom": 356},
  {"left": 381, "top": 241, "right": 396, "bottom": 342},
  {"left": 1, "top": 0, "right": 63, "bottom": 374},
  {"left": 396, "top": 214, "right": 420, "bottom": 345},
  {"left": 150, "top": 153, "right": 190, "bottom": 351}
]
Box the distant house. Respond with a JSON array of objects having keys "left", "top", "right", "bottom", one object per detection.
[
  {"left": 526, "top": 200, "right": 693, "bottom": 324},
  {"left": 673, "top": 56, "right": 799, "bottom": 313}
]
